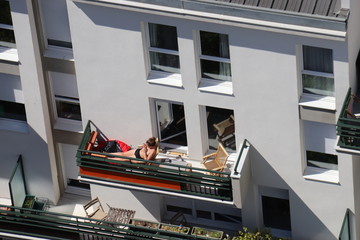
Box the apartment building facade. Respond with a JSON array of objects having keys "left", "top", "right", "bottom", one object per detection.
[{"left": 1, "top": 0, "right": 360, "bottom": 239}]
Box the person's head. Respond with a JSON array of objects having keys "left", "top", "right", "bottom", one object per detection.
[{"left": 146, "top": 137, "right": 157, "bottom": 148}]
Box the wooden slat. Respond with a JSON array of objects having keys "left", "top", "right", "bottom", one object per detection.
[
  {"left": 286, "top": 0, "right": 302, "bottom": 12},
  {"left": 245, "top": 0, "right": 260, "bottom": 6},
  {"left": 272, "top": 0, "right": 288, "bottom": 10},
  {"left": 314, "top": 0, "right": 331, "bottom": 16},
  {"left": 328, "top": 0, "right": 339, "bottom": 16},
  {"left": 231, "top": 0, "right": 246, "bottom": 4},
  {"left": 299, "top": 0, "right": 316, "bottom": 14},
  {"left": 258, "top": 0, "right": 274, "bottom": 8}
]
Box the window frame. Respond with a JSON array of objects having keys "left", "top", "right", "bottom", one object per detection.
[
  {"left": 197, "top": 30, "right": 233, "bottom": 95},
  {"left": 145, "top": 22, "right": 182, "bottom": 87},
  {"left": 48, "top": 72, "right": 83, "bottom": 132},
  {"left": 301, "top": 45, "right": 334, "bottom": 97},
  {"left": 154, "top": 99, "right": 188, "bottom": 151}
]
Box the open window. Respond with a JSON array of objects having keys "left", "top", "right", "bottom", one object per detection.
[
  {"left": 155, "top": 100, "right": 187, "bottom": 149},
  {"left": 206, "top": 106, "right": 235, "bottom": 152}
]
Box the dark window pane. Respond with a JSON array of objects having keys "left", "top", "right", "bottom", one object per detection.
[
  {"left": 214, "top": 213, "right": 242, "bottom": 223},
  {"left": 157, "top": 101, "right": 187, "bottom": 146},
  {"left": 48, "top": 39, "right": 72, "bottom": 48},
  {"left": 197, "top": 210, "right": 212, "bottom": 219},
  {"left": 0, "top": 100, "right": 26, "bottom": 121},
  {"left": 149, "top": 23, "right": 178, "bottom": 51},
  {"left": 302, "top": 74, "right": 334, "bottom": 97},
  {"left": 200, "top": 31, "right": 229, "bottom": 58},
  {"left": 56, "top": 100, "right": 82, "bottom": 121},
  {"left": 0, "top": 0, "right": 13, "bottom": 25},
  {"left": 150, "top": 51, "right": 180, "bottom": 73},
  {"left": 303, "top": 46, "right": 333, "bottom": 73},
  {"left": 306, "top": 150, "right": 338, "bottom": 170},
  {"left": 201, "top": 59, "right": 231, "bottom": 81},
  {"left": 166, "top": 205, "right": 192, "bottom": 215},
  {"left": 0, "top": 28, "right": 15, "bottom": 44},
  {"left": 262, "top": 196, "right": 291, "bottom": 231}
]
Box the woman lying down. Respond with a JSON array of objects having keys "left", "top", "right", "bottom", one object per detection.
[{"left": 107, "top": 137, "right": 157, "bottom": 164}]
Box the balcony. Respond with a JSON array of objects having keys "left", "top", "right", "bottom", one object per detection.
[
  {"left": 0, "top": 204, "right": 226, "bottom": 239},
  {"left": 76, "top": 121, "right": 251, "bottom": 206},
  {"left": 336, "top": 89, "right": 360, "bottom": 152}
]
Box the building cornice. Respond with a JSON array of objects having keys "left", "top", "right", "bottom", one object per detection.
[{"left": 72, "top": 0, "right": 348, "bottom": 41}]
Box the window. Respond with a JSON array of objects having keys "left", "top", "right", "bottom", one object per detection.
[
  {"left": 50, "top": 72, "right": 82, "bottom": 131},
  {"left": 306, "top": 150, "right": 338, "bottom": 170},
  {"left": 0, "top": 0, "right": 15, "bottom": 48},
  {"left": 148, "top": 23, "right": 179, "bottom": 74},
  {"left": 0, "top": 100, "right": 26, "bottom": 121},
  {"left": 200, "top": 31, "right": 231, "bottom": 82},
  {"left": 55, "top": 95, "right": 81, "bottom": 121},
  {"left": 262, "top": 196, "right": 291, "bottom": 231},
  {"left": 302, "top": 45, "right": 334, "bottom": 97},
  {"left": 155, "top": 100, "right": 187, "bottom": 147},
  {"left": 206, "top": 106, "right": 235, "bottom": 152},
  {"left": 0, "top": 73, "right": 27, "bottom": 132},
  {"left": 303, "top": 121, "right": 338, "bottom": 183}
]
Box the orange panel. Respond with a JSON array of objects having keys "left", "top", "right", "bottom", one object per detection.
[{"left": 80, "top": 167, "right": 181, "bottom": 190}]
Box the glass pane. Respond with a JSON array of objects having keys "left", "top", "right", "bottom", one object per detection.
[
  {"left": 302, "top": 74, "right": 334, "bottom": 96},
  {"left": 339, "top": 211, "right": 351, "bottom": 240},
  {"left": 303, "top": 45, "right": 333, "bottom": 73},
  {"left": 206, "top": 106, "right": 235, "bottom": 151},
  {"left": 0, "top": 100, "right": 26, "bottom": 121},
  {"left": 156, "top": 100, "right": 187, "bottom": 146},
  {"left": 201, "top": 59, "right": 231, "bottom": 81},
  {"left": 306, "top": 150, "right": 338, "bottom": 170},
  {"left": 150, "top": 51, "right": 180, "bottom": 73},
  {"left": 0, "top": 28, "right": 15, "bottom": 45},
  {"left": 200, "top": 31, "right": 230, "bottom": 58},
  {"left": 149, "top": 23, "right": 178, "bottom": 51},
  {"left": 262, "top": 196, "right": 291, "bottom": 231},
  {"left": 0, "top": 0, "right": 13, "bottom": 25},
  {"left": 56, "top": 100, "right": 82, "bottom": 121}
]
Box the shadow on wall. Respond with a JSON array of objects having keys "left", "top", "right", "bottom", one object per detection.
[
  {"left": 0, "top": 125, "right": 59, "bottom": 205},
  {"left": 242, "top": 145, "right": 339, "bottom": 240}
]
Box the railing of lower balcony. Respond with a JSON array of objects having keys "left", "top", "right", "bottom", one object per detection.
[
  {"left": 337, "top": 88, "right": 360, "bottom": 151},
  {"left": 0, "top": 204, "right": 222, "bottom": 240},
  {"left": 76, "top": 120, "right": 233, "bottom": 202}
]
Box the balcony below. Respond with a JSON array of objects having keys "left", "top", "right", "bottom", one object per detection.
[{"left": 336, "top": 89, "right": 360, "bottom": 153}]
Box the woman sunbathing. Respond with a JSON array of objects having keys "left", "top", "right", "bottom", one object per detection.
[{"left": 107, "top": 137, "right": 157, "bottom": 163}]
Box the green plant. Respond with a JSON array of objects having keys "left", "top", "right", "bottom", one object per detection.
[{"left": 225, "top": 227, "right": 288, "bottom": 240}]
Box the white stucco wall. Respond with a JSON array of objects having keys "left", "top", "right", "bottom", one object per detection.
[
  {"left": 66, "top": 1, "right": 353, "bottom": 239},
  {"left": 0, "top": 0, "right": 60, "bottom": 204}
]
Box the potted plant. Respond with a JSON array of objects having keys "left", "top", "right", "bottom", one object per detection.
[
  {"left": 191, "top": 226, "right": 223, "bottom": 239},
  {"left": 159, "top": 223, "right": 190, "bottom": 235},
  {"left": 130, "top": 218, "right": 160, "bottom": 229}
]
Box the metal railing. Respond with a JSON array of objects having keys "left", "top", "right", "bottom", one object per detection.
[
  {"left": 233, "top": 139, "right": 249, "bottom": 175},
  {"left": 336, "top": 88, "right": 360, "bottom": 150},
  {"left": 76, "top": 120, "right": 233, "bottom": 201},
  {"left": 0, "top": 205, "right": 222, "bottom": 240}
]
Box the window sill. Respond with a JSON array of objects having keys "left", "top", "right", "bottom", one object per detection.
[
  {"left": 199, "top": 79, "right": 233, "bottom": 95},
  {"left": 0, "top": 47, "right": 19, "bottom": 62},
  {"left": 44, "top": 46, "right": 74, "bottom": 61},
  {"left": 299, "top": 94, "right": 335, "bottom": 111},
  {"left": 303, "top": 167, "right": 339, "bottom": 184},
  {"left": 0, "top": 118, "right": 28, "bottom": 134},
  {"left": 147, "top": 71, "right": 182, "bottom": 88},
  {"left": 54, "top": 119, "right": 83, "bottom": 133}
]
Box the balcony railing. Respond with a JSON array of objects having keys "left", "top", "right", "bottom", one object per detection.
[
  {"left": 76, "top": 120, "right": 235, "bottom": 202},
  {"left": 336, "top": 88, "right": 360, "bottom": 151},
  {"left": 0, "top": 204, "right": 223, "bottom": 239}
]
